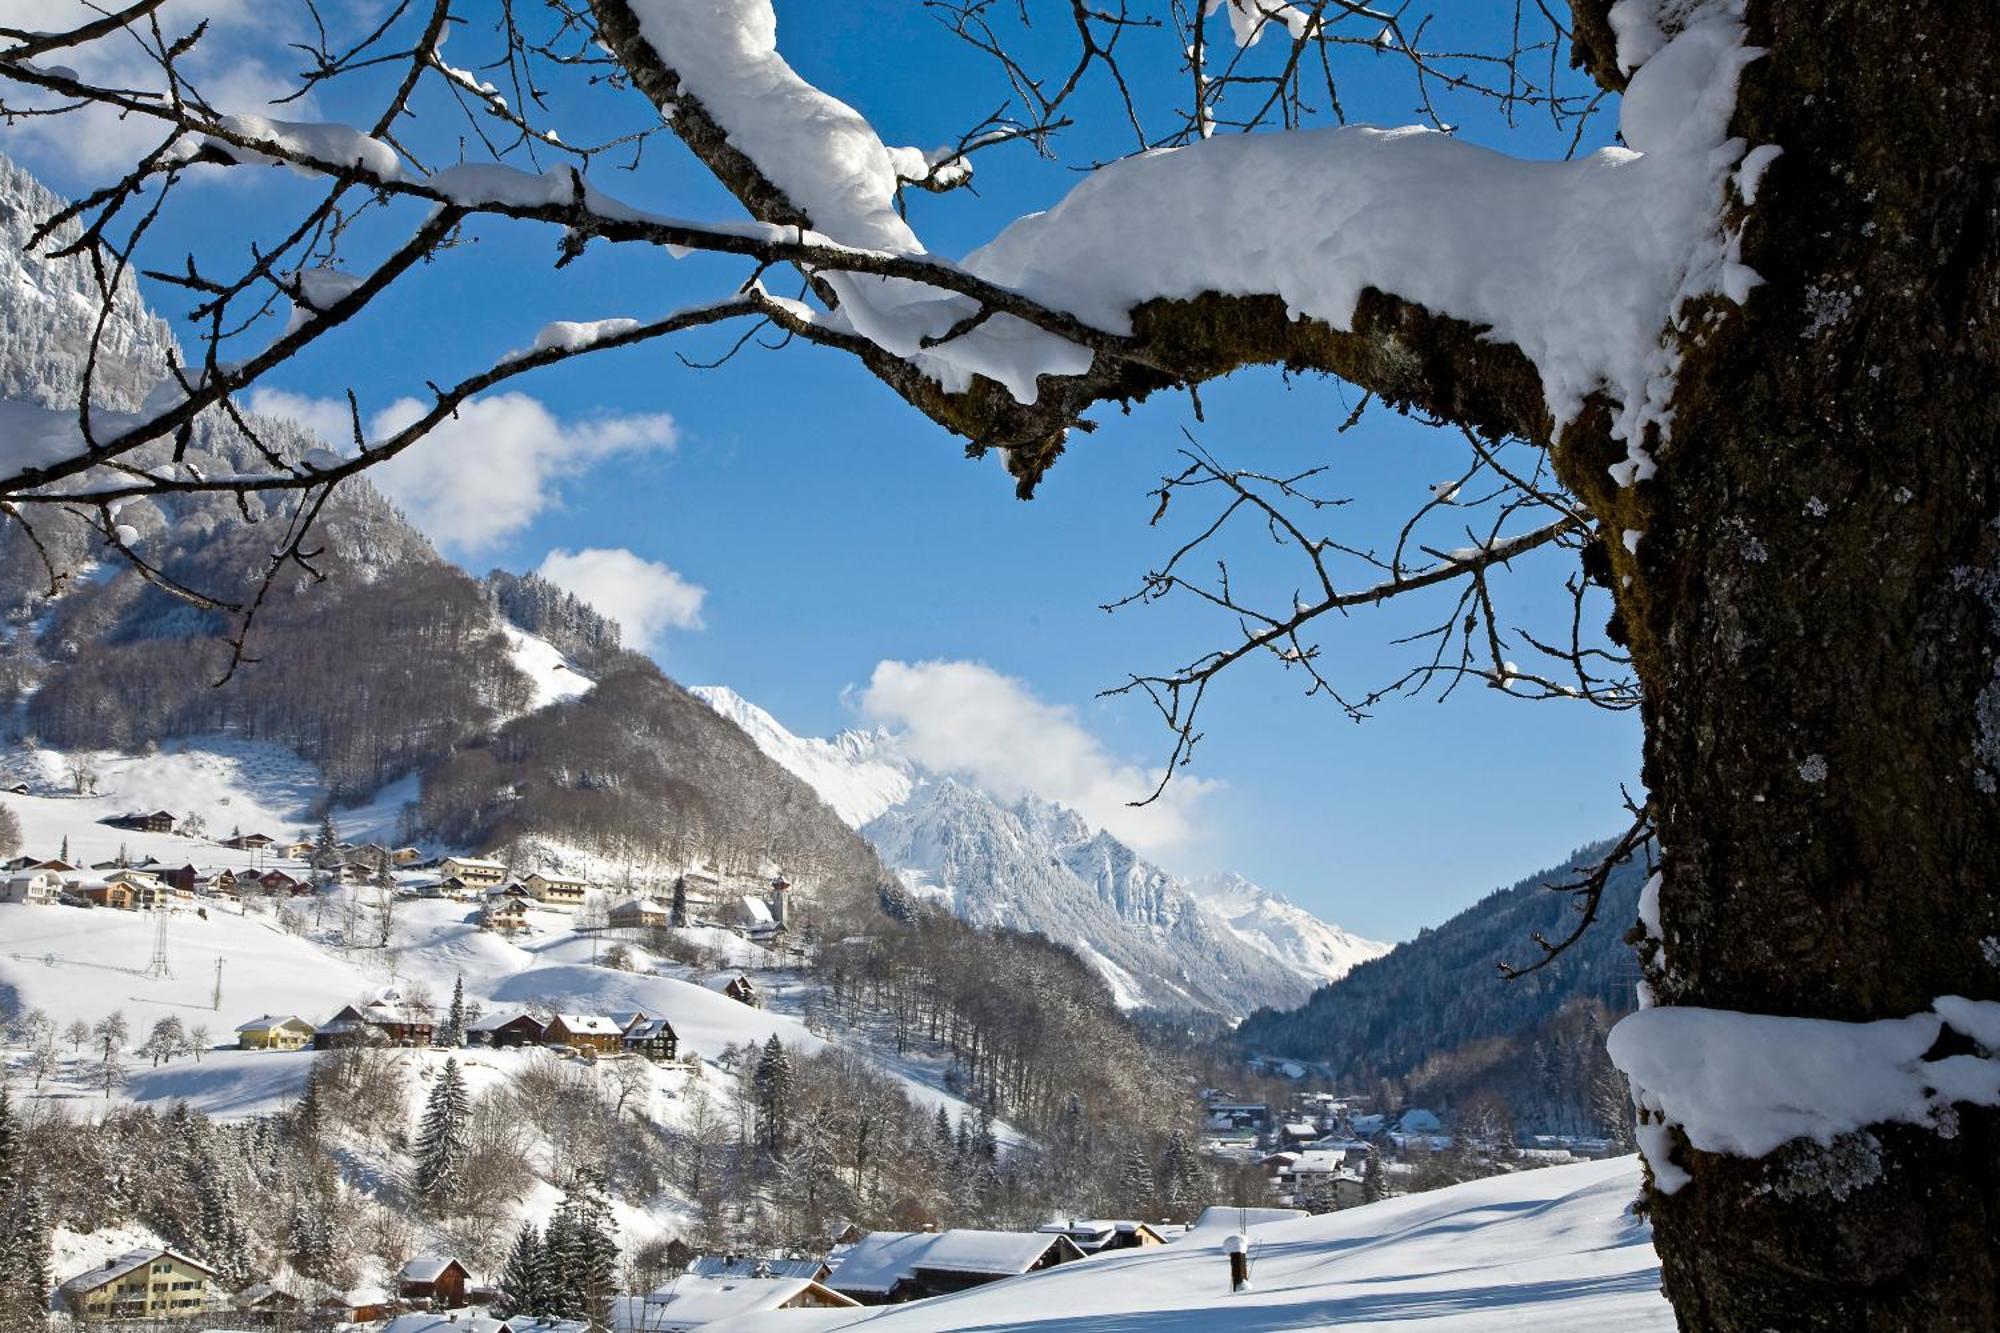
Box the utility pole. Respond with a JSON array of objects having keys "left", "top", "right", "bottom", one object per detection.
[{"left": 212, "top": 957, "right": 224, "bottom": 1011}]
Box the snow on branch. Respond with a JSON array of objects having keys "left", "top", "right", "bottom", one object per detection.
[{"left": 1609, "top": 998, "right": 2000, "bottom": 1193}]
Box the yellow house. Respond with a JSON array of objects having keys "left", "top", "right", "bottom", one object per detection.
[
  {"left": 523, "top": 871, "right": 588, "bottom": 909},
  {"left": 58, "top": 1248, "right": 220, "bottom": 1320},
  {"left": 235, "top": 1015, "right": 316, "bottom": 1051}
]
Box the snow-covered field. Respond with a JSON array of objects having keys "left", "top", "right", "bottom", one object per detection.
[{"left": 710, "top": 1156, "right": 1670, "bottom": 1332}]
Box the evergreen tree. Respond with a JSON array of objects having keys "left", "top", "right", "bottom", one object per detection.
[
  {"left": 294, "top": 1067, "right": 324, "bottom": 1148},
  {"left": 1361, "top": 1145, "right": 1387, "bottom": 1204},
  {"left": 413, "top": 1057, "right": 472, "bottom": 1212},
  {"left": 288, "top": 1193, "right": 334, "bottom": 1280},
  {"left": 496, "top": 1221, "right": 546, "bottom": 1318},
  {"left": 58, "top": 833, "right": 68, "bottom": 863},
  {"left": 441, "top": 975, "right": 467, "bottom": 1048},
  {"left": 312, "top": 809, "right": 339, "bottom": 871},
  {"left": 1117, "top": 1146, "right": 1156, "bottom": 1212},
  {"left": 543, "top": 1171, "right": 618, "bottom": 1328},
  {"left": 1160, "top": 1128, "right": 1207, "bottom": 1220},
  {"left": 670, "top": 876, "right": 688, "bottom": 928},
  {"left": 753, "top": 1035, "right": 793, "bottom": 1153}
]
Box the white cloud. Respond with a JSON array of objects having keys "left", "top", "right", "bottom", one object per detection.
[
  {"left": 536, "top": 547, "right": 706, "bottom": 652},
  {"left": 1, "top": 2, "right": 300, "bottom": 175},
  {"left": 246, "top": 388, "right": 677, "bottom": 555},
  {"left": 858, "top": 659, "right": 1216, "bottom": 857}
]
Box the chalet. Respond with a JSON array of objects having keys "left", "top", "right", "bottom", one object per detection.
[
  {"left": 481, "top": 898, "right": 532, "bottom": 933},
  {"left": 29, "top": 857, "right": 80, "bottom": 873},
  {"left": 1034, "top": 1219, "right": 1168, "bottom": 1254},
  {"left": 2, "top": 780, "right": 29, "bottom": 794},
  {"left": 324, "top": 860, "right": 377, "bottom": 886},
  {"left": 281, "top": 840, "right": 318, "bottom": 860},
  {"left": 220, "top": 832, "right": 276, "bottom": 850},
  {"left": 721, "top": 975, "right": 760, "bottom": 1008},
  {"left": 235, "top": 1015, "right": 316, "bottom": 1051},
  {"left": 468, "top": 1011, "right": 546, "bottom": 1048},
  {"left": 317, "top": 1286, "right": 397, "bottom": 1324},
  {"left": 104, "top": 809, "right": 177, "bottom": 834},
  {"left": 438, "top": 856, "right": 508, "bottom": 888},
  {"left": 826, "top": 1230, "right": 1085, "bottom": 1305},
  {"left": 608, "top": 897, "right": 671, "bottom": 930},
  {"left": 313, "top": 1002, "right": 434, "bottom": 1048},
  {"left": 233, "top": 1281, "right": 302, "bottom": 1320},
  {"left": 259, "top": 869, "right": 308, "bottom": 895},
  {"left": 622, "top": 1017, "right": 680, "bottom": 1061},
  {"left": 545, "top": 1013, "right": 623, "bottom": 1054},
  {"left": 79, "top": 881, "right": 140, "bottom": 911},
  {"left": 523, "top": 871, "right": 587, "bottom": 909},
  {"left": 312, "top": 1005, "right": 384, "bottom": 1049},
  {"left": 391, "top": 846, "right": 426, "bottom": 865},
  {"left": 1280, "top": 1120, "right": 1321, "bottom": 1146},
  {"left": 398, "top": 1256, "right": 471, "bottom": 1309},
  {"left": 57, "top": 1248, "right": 220, "bottom": 1321},
  {"left": 2, "top": 869, "right": 61, "bottom": 906},
  {"left": 687, "top": 1255, "right": 832, "bottom": 1282},
  {"left": 642, "top": 1274, "right": 857, "bottom": 1330}
]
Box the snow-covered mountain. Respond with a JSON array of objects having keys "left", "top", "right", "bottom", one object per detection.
[{"left": 695, "top": 686, "right": 1388, "bottom": 1016}]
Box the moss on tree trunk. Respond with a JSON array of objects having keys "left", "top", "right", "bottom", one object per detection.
[{"left": 1566, "top": 2, "right": 2000, "bottom": 1326}]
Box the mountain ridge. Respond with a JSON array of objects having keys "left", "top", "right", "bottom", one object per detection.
[{"left": 692, "top": 683, "right": 1389, "bottom": 1016}]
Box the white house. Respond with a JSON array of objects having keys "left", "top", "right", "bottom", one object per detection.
[
  {"left": 437, "top": 856, "right": 508, "bottom": 888},
  {"left": 2, "top": 869, "right": 61, "bottom": 905}
]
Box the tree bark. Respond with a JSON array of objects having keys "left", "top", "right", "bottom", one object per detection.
[{"left": 1577, "top": 2, "right": 2000, "bottom": 1327}]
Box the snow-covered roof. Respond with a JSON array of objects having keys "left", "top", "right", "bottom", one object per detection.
[
  {"left": 1283, "top": 1120, "right": 1318, "bottom": 1136},
  {"left": 380, "top": 1316, "right": 513, "bottom": 1333},
  {"left": 552, "top": 1013, "right": 621, "bottom": 1036},
  {"left": 829, "top": 1230, "right": 1068, "bottom": 1293},
  {"left": 399, "top": 1255, "right": 462, "bottom": 1283},
  {"left": 611, "top": 897, "right": 669, "bottom": 914},
  {"left": 60, "top": 1247, "right": 214, "bottom": 1294},
  {"left": 624, "top": 1018, "right": 677, "bottom": 1041},
  {"left": 738, "top": 896, "right": 774, "bottom": 924},
  {"left": 233, "top": 1015, "right": 310, "bottom": 1033},
  {"left": 440, "top": 856, "right": 508, "bottom": 871},
  {"left": 685, "top": 1255, "right": 827, "bottom": 1281},
  {"left": 468, "top": 1010, "right": 540, "bottom": 1031},
  {"left": 1188, "top": 1206, "right": 1308, "bottom": 1234},
  {"left": 643, "top": 1274, "right": 850, "bottom": 1325}
]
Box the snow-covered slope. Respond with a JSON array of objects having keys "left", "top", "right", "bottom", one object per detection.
[
  {"left": 694, "top": 686, "right": 1386, "bottom": 1015},
  {"left": 712, "top": 1155, "right": 1669, "bottom": 1332},
  {"left": 501, "top": 623, "right": 595, "bottom": 712}
]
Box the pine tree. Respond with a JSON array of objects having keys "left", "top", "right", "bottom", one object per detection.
[
  {"left": 753, "top": 1035, "right": 793, "bottom": 1153},
  {"left": 312, "top": 809, "right": 339, "bottom": 871},
  {"left": 441, "top": 975, "right": 466, "bottom": 1048},
  {"left": 413, "top": 1057, "right": 472, "bottom": 1212},
  {"left": 670, "top": 876, "right": 688, "bottom": 928},
  {"left": 1160, "top": 1128, "right": 1206, "bottom": 1220},
  {"left": 288, "top": 1193, "right": 334, "bottom": 1279},
  {"left": 1361, "top": 1146, "right": 1387, "bottom": 1204},
  {"left": 543, "top": 1171, "right": 618, "bottom": 1328},
  {"left": 1117, "top": 1146, "right": 1156, "bottom": 1212},
  {"left": 496, "top": 1222, "right": 545, "bottom": 1318},
  {"left": 294, "top": 1067, "right": 324, "bottom": 1148}
]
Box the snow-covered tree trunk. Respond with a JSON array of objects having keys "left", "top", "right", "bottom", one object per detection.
[{"left": 1570, "top": 2, "right": 2000, "bottom": 1327}]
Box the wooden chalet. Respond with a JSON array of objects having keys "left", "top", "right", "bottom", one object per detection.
[
  {"left": 722, "top": 975, "right": 760, "bottom": 1008},
  {"left": 623, "top": 1017, "right": 679, "bottom": 1061},
  {"left": 545, "top": 1013, "right": 623, "bottom": 1053},
  {"left": 468, "top": 1011, "right": 546, "bottom": 1048},
  {"left": 317, "top": 1286, "right": 397, "bottom": 1324},
  {"left": 259, "top": 868, "right": 308, "bottom": 895},
  {"left": 104, "top": 809, "right": 177, "bottom": 834},
  {"left": 398, "top": 1255, "right": 471, "bottom": 1309},
  {"left": 644, "top": 1274, "right": 857, "bottom": 1328},
  {"left": 481, "top": 897, "right": 532, "bottom": 932},
  {"left": 221, "top": 832, "right": 276, "bottom": 850}
]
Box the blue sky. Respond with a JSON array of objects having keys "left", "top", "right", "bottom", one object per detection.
[{"left": 6, "top": 2, "right": 1639, "bottom": 941}]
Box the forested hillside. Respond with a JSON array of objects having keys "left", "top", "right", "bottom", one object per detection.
[{"left": 1234, "top": 840, "right": 1648, "bottom": 1133}]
